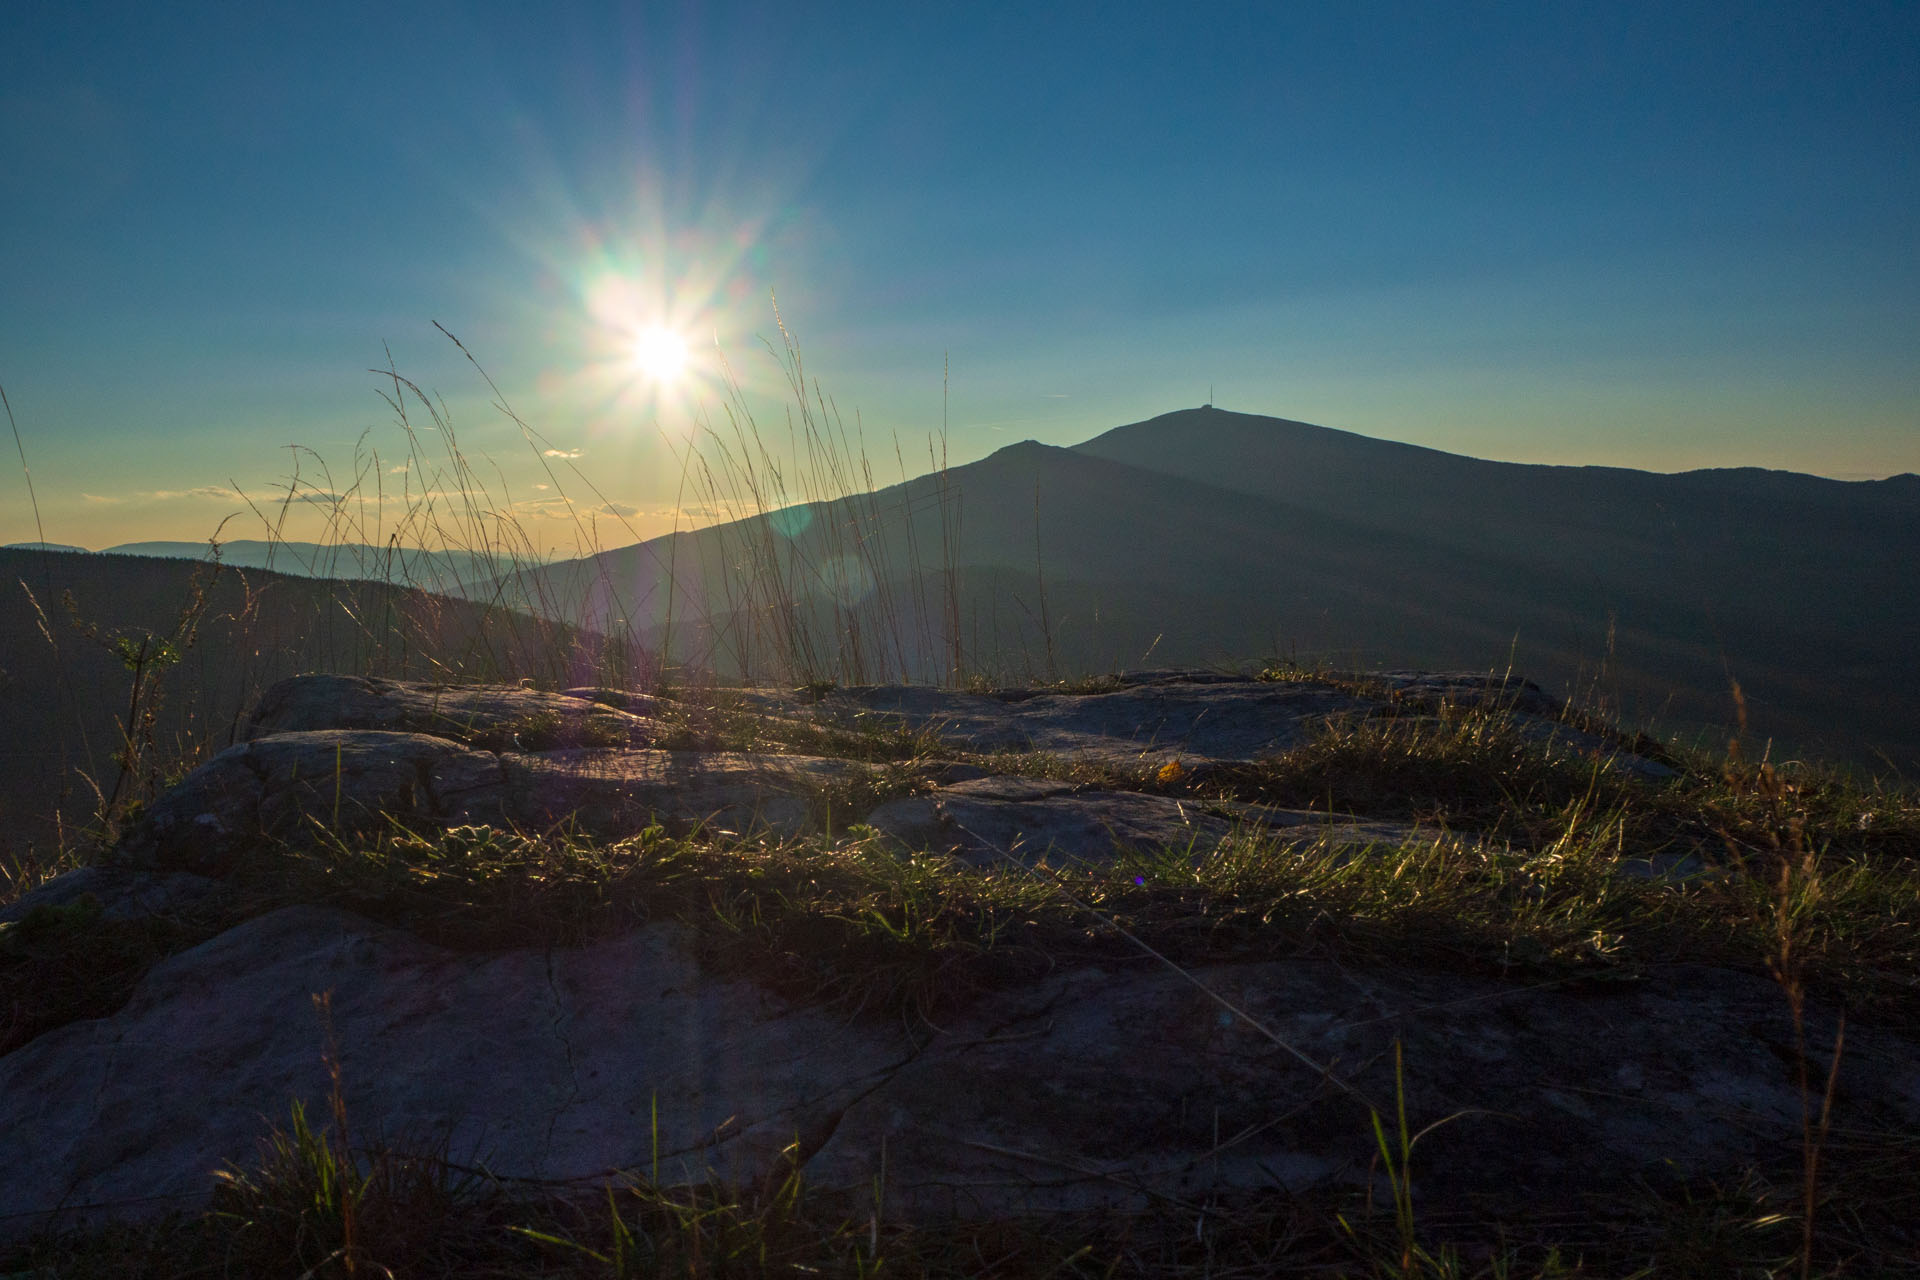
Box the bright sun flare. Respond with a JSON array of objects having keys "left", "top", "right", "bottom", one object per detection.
[{"left": 632, "top": 325, "right": 691, "bottom": 385}]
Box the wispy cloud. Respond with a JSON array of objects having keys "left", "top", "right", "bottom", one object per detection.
[
  {"left": 543, "top": 448, "right": 583, "bottom": 459},
  {"left": 599, "top": 501, "right": 639, "bottom": 518},
  {"left": 387, "top": 464, "right": 409, "bottom": 474},
  {"left": 99, "top": 486, "right": 246, "bottom": 502}
]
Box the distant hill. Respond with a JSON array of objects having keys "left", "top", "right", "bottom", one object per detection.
[
  {"left": 0, "top": 548, "right": 599, "bottom": 852},
  {"left": 506, "top": 408, "right": 1920, "bottom": 770},
  {"left": 103, "top": 540, "right": 532, "bottom": 590},
  {"left": 6, "top": 540, "right": 537, "bottom": 591}
]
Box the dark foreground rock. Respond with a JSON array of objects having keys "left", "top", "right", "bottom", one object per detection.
[{"left": 1, "top": 894, "right": 1907, "bottom": 1235}]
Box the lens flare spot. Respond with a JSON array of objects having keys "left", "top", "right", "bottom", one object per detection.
[{"left": 769, "top": 505, "right": 815, "bottom": 539}]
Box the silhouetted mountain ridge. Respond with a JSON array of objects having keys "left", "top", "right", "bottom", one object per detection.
[{"left": 514, "top": 407, "right": 1916, "bottom": 768}]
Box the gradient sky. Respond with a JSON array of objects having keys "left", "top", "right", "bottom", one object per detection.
[{"left": 4, "top": 1, "right": 1916, "bottom": 550}]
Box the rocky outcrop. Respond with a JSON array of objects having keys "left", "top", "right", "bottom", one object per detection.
[
  {"left": 864, "top": 775, "right": 1422, "bottom": 869},
  {"left": 120, "top": 730, "right": 868, "bottom": 876},
  {"left": 242, "top": 673, "right": 658, "bottom": 749},
  {"left": 730, "top": 669, "right": 1545, "bottom": 764},
  {"left": 123, "top": 670, "right": 1536, "bottom": 875},
  {"left": 4, "top": 669, "right": 1896, "bottom": 1243}
]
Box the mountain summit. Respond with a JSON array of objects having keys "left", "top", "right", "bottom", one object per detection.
[{"left": 510, "top": 407, "right": 1916, "bottom": 766}]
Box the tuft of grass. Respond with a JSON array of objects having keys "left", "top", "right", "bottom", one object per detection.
[
  {"left": 1, "top": 838, "right": 87, "bottom": 909},
  {"left": 1207, "top": 706, "right": 1654, "bottom": 833}
]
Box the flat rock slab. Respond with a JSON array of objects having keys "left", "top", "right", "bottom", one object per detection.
[
  {"left": 866, "top": 777, "right": 1424, "bottom": 868},
  {"left": 740, "top": 679, "right": 1381, "bottom": 763},
  {"left": 4, "top": 906, "right": 1914, "bottom": 1238},
  {"left": 809, "top": 959, "right": 1918, "bottom": 1218},
  {"left": 459, "top": 748, "right": 865, "bottom": 839},
  {"left": 740, "top": 671, "right": 1571, "bottom": 765},
  {"left": 246, "top": 674, "right": 655, "bottom": 750},
  {"left": 0, "top": 905, "right": 912, "bottom": 1236},
  {"left": 120, "top": 731, "right": 868, "bottom": 875}
]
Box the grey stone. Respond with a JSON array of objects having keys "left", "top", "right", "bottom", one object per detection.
[
  {"left": 0, "top": 906, "right": 911, "bottom": 1236},
  {"left": 747, "top": 679, "right": 1382, "bottom": 763},
  {"left": 864, "top": 784, "right": 1229, "bottom": 868},
  {"left": 560, "top": 686, "right": 666, "bottom": 717},
  {"left": 1364, "top": 670, "right": 1563, "bottom": 718},
  {"left": 118, "top": 730, "right": 871, "bottom": 875},
  {"left": 452, "top": 748, "right": 866, "bottom": 839},
  {"left": 807, "top": 960, "right": 1914, "bottom": 1218},
  {"left": 863, "top": 777, "right": 1426, "bottom": 869},
  {"left": 118, "top": 730, "right": 476, "bottom": 875},
  {"left": 246, "top": 674, "right": 654, "bottom": 750}
]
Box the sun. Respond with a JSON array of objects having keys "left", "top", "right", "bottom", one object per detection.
[{"left": 632, "top": 325, "right": 691, "bottom": 385}]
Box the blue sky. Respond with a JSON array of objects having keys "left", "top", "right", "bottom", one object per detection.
[{"left": 3, "top": 1, "right": 1915, "bottom": 549}]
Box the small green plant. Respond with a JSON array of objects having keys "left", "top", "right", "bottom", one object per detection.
[
  {"left": 60, "top": 544, "right": 222, "bottom": 834},
  {"left": 1342, "top": 1040, "right": 1480, "bottom": 1279},
  {"left": 209, "top": 993, "right": 502, "bottom": 1279}
]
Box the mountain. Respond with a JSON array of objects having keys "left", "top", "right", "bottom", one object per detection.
[
  {"left": 511, "top": 408, "right": 1920, "bottom": 769},
  {"left": 89, "top": 540, "right": 526, "bottom": 590}
]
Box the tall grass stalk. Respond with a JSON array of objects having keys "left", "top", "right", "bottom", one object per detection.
[{"left": 643, "top": 298, "right": 963, "bottom": 687}]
